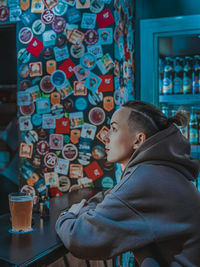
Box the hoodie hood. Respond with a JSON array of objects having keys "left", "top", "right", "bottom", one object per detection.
[{"left": 123, "top": 124, "right": 200, "bottom": 181}]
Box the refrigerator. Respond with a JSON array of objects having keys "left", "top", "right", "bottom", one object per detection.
[{"left": 140, "top": 14, "right": 200, "bottom": 190}]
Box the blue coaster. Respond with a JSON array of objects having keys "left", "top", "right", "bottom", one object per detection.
[{"left": 8, "top": 228, "right": 36, "bottom": 234}]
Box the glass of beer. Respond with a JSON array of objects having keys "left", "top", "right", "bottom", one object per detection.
[{"left": 8, "top": 192, "right": 33, "bottom": 233}]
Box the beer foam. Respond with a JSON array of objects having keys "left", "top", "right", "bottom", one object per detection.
[{"left": 10, "top": 195, "right": 33, "bottom": 202}]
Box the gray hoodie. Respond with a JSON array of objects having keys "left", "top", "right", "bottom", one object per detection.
[{"left": 55, "top": 124, "right": 200, "bottom": 266}]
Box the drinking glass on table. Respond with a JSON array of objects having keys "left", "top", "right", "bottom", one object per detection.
[{"left": 8, "top": 192, "right": 33, "bottom": 234}]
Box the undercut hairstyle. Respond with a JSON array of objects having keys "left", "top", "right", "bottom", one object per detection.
[{"left": 122, "top": 101, "right": 189, "bottom": 139}]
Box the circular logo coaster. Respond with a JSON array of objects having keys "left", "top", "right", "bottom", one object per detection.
[
  {"left": 0, "top": 6, "right": 9, "bottom": 21},
  {"left": 36, "top": 140, "right": 50, "bottom": 155},
  {"left": 80, "top": 52, "right": 96, "bottom": 70},
  {"left": 70, "top": 44, "right": 85, "bottom": 59},
  {"left": 40, "top": 75, "right": 55, "bottom": 93},
  {"left": 41, "top": 9, "right": 55, "bottom": 24},
  {"left": 88, "top": 107, "right": 105, "bottom": 125},
  {"left": 52, "top": 16, "right": 66, "bottom": 33},
  {"left": 32, "top": 19, "right": 46, "bottom": 35},
  {"left": 19, "top": 80, "right": 32, "bottom": 90},
  {"left": 74, "top": 97, "right": 88, "bottom": 111},
  {"left": 44, "top": 152, "right": 58, "bottom": 168},
  {"left": 62, "top": 143, "right": 78, "bottom": 161},
  {"left": 90, "top": 0, "right": 104, "bottom": 13},
  {"left": 101, "top": 176, "right": 114, "bottom": 188},
  {"left": 51, "top": 70, "right": 66, "bottom": 88},
  {"left": 19, "top": 64, "right": 30, "bottom": 78},
  {"left": 31, "top": 113, "right": 42, "bottom": 126},
  {"left": 20, "top": 103, "right": 35, "bottom": 116},
  {"left": 84, "top": 29, "right": 98, "bottom": 45},
  {"left": 58, "top": 175, "right": 71, "bottom": 192},
  {"left": 53, "top": 0, "right": 68, "bottom": 16},
  {"left": 19, "top": 27, "right": 33, "bottom": 44}
]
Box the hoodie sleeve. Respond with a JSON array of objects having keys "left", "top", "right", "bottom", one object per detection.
[{"left": 55, "top": 188, "right": 154, "bottom": 260}]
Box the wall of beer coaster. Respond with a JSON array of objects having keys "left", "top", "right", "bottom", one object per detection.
[{"left": 0, "top": 0, "right": 135, "bottom": 200}]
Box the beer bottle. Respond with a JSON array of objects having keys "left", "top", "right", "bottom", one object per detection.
[
  {"left": 159, "top": 58, "right": 164, "bottom": 95},
  {"left": 189, "top": 107, "right": 198, "bottom": 144},
  {"left": 192, "top": 55, "right": 200, "bottom": 94},
  {"left": 162, "top": 57, "right": 173, "bottom": 95},
  {"left": 183, "top": 56, "right": 192, "bottom": 94},
  {"left": 173, "top": 57, "right": 183, "bottom": 94}
]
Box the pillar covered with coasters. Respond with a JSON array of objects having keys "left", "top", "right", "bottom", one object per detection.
[{"left": 0, "top": 0, "right": 135, "bottom": 207}]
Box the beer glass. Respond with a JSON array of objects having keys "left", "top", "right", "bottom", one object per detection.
[{"left": 8, "top": 192, "right": 33, "bottom": 233}]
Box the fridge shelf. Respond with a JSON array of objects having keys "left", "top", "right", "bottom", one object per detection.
[
  {"left": 191, "top": 145, "right": 200, "bottom": 153},
  {"left": 159, "top": 94, "right": 200, "bottom": 105}
]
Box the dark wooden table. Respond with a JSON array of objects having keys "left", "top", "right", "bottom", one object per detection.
[{"left": 0, "top": 188, "right": 99, "bottom": 267}]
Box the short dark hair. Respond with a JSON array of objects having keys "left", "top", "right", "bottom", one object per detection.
[{"left": 122, "top": 101, "right": 189, "bottom": 138}]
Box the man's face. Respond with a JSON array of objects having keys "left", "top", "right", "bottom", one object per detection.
[{"left": 104, "top": 107, "right": 138, "bottom": 167}]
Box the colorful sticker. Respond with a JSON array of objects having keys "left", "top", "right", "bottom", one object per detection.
[
  {"left": 36, "top": 97, "right": 51, "bottom": 114},
  {"left": 98, "top": 74, "right": 113, "bottom": 92},
  {"left": 69, "top": 111, "right": 84, "bottom": 128},
  {"left": 19, "top": 27, "right": 33, "bottom": 44},
  {"left": 51, "top": 70, "right": 67, "bottom": 88},
  {"left": 18, "top": 48, "right": 31, "bottom": 63},
  {"left": 17, "top": 91, "right": 31, "bottom": 106},
  {"left": 70, "top": 43, "right": 85, "bottom": 59},
  {"left": 44, "top": 152, "right": 58, "bottom": 169},
  {"left": 42, "top": 30, "right": 56, "bottom": 46},
  {"left": 42, "top": 114, "right": 55, "bottom": 129},
  {"left": 46, "top": 59, "right": 56, "bottom": 74},
  {"left": 29, "top": 62, "right": 43, "bottom": 77},
  {"left": 36, "top": 140, "right": 50, "bottom": 155},
  {"left": 81, "top": 122, "right": 97, "bottom": 140},
  {"left": 73, "top": 64, "right": 90, "bottom": 81},
  {"left": 92, "top": 145, "right": 105, "bottom": 160},
  {"left": 66, "top": 7, "right": 81, "bottom": 23},
  {"left": 84, "top": 161, "right": 104, "bottom": 181},
  {"left": 53, "top": 46, "right": 69, "bottom": 62},
  {"left": 70, "top": 129, "right": 81, "bottom": 144},
  {"left": 31, "top": 113, "right": 42, "bottom": 126},
  {"left": 40, "top": 75, "right": 55, "bottom": 93},
  {"left": 43, "top": 0, "right": 58, "bottom": 9},
  {"left": 103, "top": 96, "right": 114, "bottom": 111},
  {"left": 96, "top": 125, "right": 109, "bottom": 144},
  {"left": 55, "top": 117, "right": 70, "bottom": 134},
  {"left": 96, "top": 8, "right": 114, "bottom": 28},
  {"left": 49, "top": 134, "right": 63, "bottom": 150},
  {"left": 9, "top": 6, "right": 22, "bottom": 22},
  {"left": 56, "top": 80, "right": 73, "bottom": 99},
  {"left": 97, "top": 53, "right": 114, "bottom": 74},
  {"left": 80, "top": 52, "right": 96, "bottom": 70},
  {"left": 84, "top": 72, "right": 102, "bottom": 92},
  {"left": 25, "top": 130, "right": 38, "bottom": 145},
  {"left": 69, "top": 163, "right": 83, "bottom": 179},
  {"left": 19, "top": 142, "right": 33, "bottom": 158},
  {"left": 32, "top": 19, "right": 46, "bottom": 35},
  {"left": 58, "top": 58, "right": 75, "bottom": 79},
  {"left": 88, "top": 90, "right": 103, "bottom": 105},
  {"left": 51, "top": 92, "right": 61, "bottom": 105},
  {"left": 52, "top": 0, "right": 68, "bottom": 16},
  {"left": 19, "top": 103, "right": 35, "bottom": 116},
  {"left": 41, "top": 9, "right": 54, "bottom": 24},
  {"left": 74, "top": 97, "right": 88, "bottom": 111},
  {"left": 52, "top": 16, "right": 66, "bottom": 33},
  {"left": 26, "top": 85, "right": 41, "bottom": 102},
  {"left": 44, "top": 172, "right": 59, "bottom": 186},
  {"left": 27, "top": 37, "right": 44, "bottom": 57},
  {"left": 88, "top": 107, "right": 105, "bottom": 126},
  {"left": 31, "top": 0, "right": 44, "bottom": 13},
  {"left": 73, "top": 81, "right": 87, "bottom": 96},
  {"left": 90, "top": 0, "right": 104, "bottom": 13},
  {"left": 58, "top": 175, "right": 71, "bottom": 192},
  {"left": 79, "top": 137, "right": 91, "bottom": 153},
  {"left": 87, "top": 44, "right": 103, "bottom": 59},
  {"left": 62, "top": 143, "right": 78, "bottom": 161},
  {"left": 21, "top": 9, "right": 36, "bottom": 26},
  {"left": 76, "top": 0, "right": 90, "bottom": 9},
  {"left": 68, "top": 28, "right": 85, "bottom": 45},
  {"left": 97, "top": 28, "right": 113, "bottom": 45},
  {"left": 81, "top": 13, "right": 96, "bottom": 29}
]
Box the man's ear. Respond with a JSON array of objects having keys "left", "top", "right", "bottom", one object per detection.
[{"left": 133, "top": 132, "right": 146, "bottom": 150}]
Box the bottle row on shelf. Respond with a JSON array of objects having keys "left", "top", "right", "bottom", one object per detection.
[
  {"left": 159, "top": 55, "right": 200, "bottom": 95},
  {"left": 161, "top": 105, "right": 200, "bottom": 145}
]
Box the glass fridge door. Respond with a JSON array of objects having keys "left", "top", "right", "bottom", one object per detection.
[{"left": 140, "top": 15, "right": 200, "bottom": 190}]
